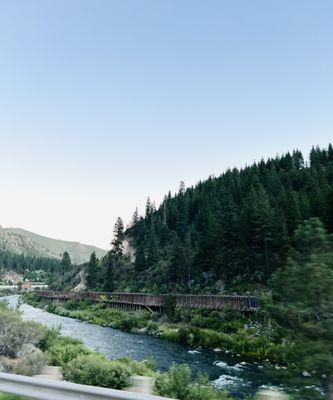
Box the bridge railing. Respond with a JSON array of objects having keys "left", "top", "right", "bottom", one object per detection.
[
  {"left": 34, "top": 291, "right": 259, "bottom": 311},
  {"left": 0, "top": 373, "right": 174, "bottom": 400}
]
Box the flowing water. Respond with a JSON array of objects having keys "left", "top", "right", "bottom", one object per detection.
[{"left": 4, "top": 295, "right": 323, "bottom": 399}]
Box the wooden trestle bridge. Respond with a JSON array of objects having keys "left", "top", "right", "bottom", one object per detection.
[{"left": 35, "top": 291, "right": 259, "bottom": 312}]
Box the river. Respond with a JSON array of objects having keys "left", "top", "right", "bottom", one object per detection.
[{"left": 4, "top": 295, "right": 321, "bottom": 399}]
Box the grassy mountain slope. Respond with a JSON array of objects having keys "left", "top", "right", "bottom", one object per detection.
[{"left": 0, "top": 227, "right": 107, "bottom": 265}]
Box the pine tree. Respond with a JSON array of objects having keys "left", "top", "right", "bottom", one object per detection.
[
  {"left": 184, "top": 232, "right": 195, "bottom": 288},
  {"left": 110, "top": 217, "right": 124, "bottom": 258},
  {"left": 326, "top": 189, "right": 333, "bottom": 232},
  {"left": 219, "top": 189, "right": 242, "bottom": 281},
  {"left": 328, "top": 143, "right": 333, "bottom": 162},
  {"left": 168, "top": 232, "right": 187, "bottom": 284},
  {"left": 176, "top": 195, "right": 187, "bottom": 239},
  {"left": 86, "top": 252, "right": 99, "bottom": 289},
  {"left": 134, "top": 242, "right": 146, "bottom": 272},
  {"left": 292, "top": 150, "right": 304, "bottom": 170},
  {"left": 310, "top": 146, "right": 321, "bottom": 168},
  {"left": 244, "top": 185, "right": 274, "bottom": 281},
  {"left": 131, "top": 208, "right": 139, "bottom": 226},
  {"left": 179, "top": 181, "right": 186, "bottom": 195},
  {"left": 145, "top": 222, "right": 159, "bottom": 269},
  {"left": 103, "top": 253, "right": 116, "bottom": 292},
  {"left": 196, "top": 201, "right": 222, "bottom": 277},
  {"left": 61, "top": 251, "right": 71, "bottom": 271},
  {"left": 145, "top": 197, "right": 153, "bottom": 217}
]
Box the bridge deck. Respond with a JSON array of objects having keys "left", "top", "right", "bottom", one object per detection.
[{"left": 35, "top": 291, "right": 259, "bottom": 311}]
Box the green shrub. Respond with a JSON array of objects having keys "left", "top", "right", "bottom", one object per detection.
[
  {"left": 155, "top": 364, "right": 191, "bottom": 399},
  {"left": 160, "top": 327, "right": 179, "bottom": 342},
  {"left": 147, "top": 321, "right": 159, "bottom": 334},
  {"left": 0, "top": 300, "right": 9, "bottom": 310},
  {"left": 47, "top": 343, "right": 92, "bottom": 367},
  {"left": 65, "top": 299, "right": 92, "bottom": 310},
  {"left": 115, "top": 316, "right": 137, "bottom": 332},
  {"left": 0, "top": 309, "right": 44, "bottom": 357},
  {"left": 63, "top": 354, "right": 131, "bottom": 389},
  {"left": 117, "top": 357, "right": 156, "bottom": 377},
  {"left": 155, "top": 364, "right": 230, "bottom": 400},
  {"left": 44, "top": 301, "right": 57, "bottom": 313},
  {"left": 164, "top": 295, "right": 177, "bottom": 321},
  {"left": 39, "top": 326, "right": 61, "bottom": 351},
  {"left": 54, "top": 336, "right": 84, "bottom": 346},
  {"left": 186, "top": 376, "right": 231, "bottom": 400},
  {"left": 12, "top": 344, "right": 46, "bottom": 376}
]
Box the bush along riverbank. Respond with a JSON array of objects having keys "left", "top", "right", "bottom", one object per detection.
[
  {"left": 0, "top": 298, "right": 233, "bottom": 400},
  {"left": 23, "top": 292, "right": 288, "bottom": 364}
]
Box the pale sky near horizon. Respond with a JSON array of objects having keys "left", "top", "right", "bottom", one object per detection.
[{"left": 0, "top": 1, "right": 332, "bottom": 249}]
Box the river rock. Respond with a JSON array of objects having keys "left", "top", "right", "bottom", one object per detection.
[
  {"left": 302, "top": 371, "right": 311, "bottom": 377},
  {"left": 138, "top": 327, "right": 148, "bottom": 334}
]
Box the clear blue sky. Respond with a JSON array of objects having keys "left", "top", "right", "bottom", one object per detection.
[{"left": 0, "top": 1, "right": 332, "bottom": 248}]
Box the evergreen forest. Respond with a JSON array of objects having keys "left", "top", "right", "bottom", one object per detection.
[{"left": 85, "top": 144, "right": 333, "bottom": 294}]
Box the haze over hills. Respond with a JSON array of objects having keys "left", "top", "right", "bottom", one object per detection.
[{"left": 0, "top": 226, "right": 107, "bottom": 264}]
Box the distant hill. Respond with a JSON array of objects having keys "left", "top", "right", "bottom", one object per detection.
[{"left": 0, "top": 227, "right": 107, "bottom": 264}]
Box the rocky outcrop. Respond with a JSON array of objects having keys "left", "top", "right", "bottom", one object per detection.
[{"left": 123, "top": 236, "right": 135, "bottom": 260}]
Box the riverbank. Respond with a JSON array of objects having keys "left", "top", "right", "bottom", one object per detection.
[
  {"left": 23, "top": 293, "right": 285, "bottom": 363},
  {"left": 0, "top": 297, "right": 232, "bottom": 400}
]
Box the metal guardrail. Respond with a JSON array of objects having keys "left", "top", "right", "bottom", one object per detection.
[{"left": 0, "top": 373, "right": 174, "bottom": 400}]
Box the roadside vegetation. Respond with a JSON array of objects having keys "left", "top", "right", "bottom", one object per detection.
[{"left": 0, "top": 300, "right": 46, "bottom": 376}]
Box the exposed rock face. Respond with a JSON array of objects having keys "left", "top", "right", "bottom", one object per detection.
[
  {"left": 123, "top": 236, "right": 135, "bottom": 260},
  {"left": 73, "top": 269, "right": 86, "bottom": 292}
]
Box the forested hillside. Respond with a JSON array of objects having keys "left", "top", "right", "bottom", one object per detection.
[
  {"left": 0, "top": 250, "right": 74, "bottom": 286},
  {"left": 0, "top": 227, "right": 107, "bottom": 265},
  {"left": 85, "top": 144, "right": 333, "bottom": 294},
  {"left": 0, "top": 250, "right": 61, "bottom": 274}
]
